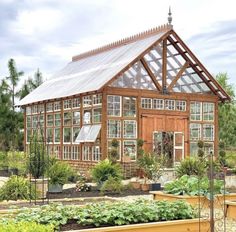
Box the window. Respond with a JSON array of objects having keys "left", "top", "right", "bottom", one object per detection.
[
  {"left": 123, "top": 120, "right": 137, "bottom": 138},
  {"left": 92, "top": 146, "right": 101, "bottom": 161},
  {"left": 47, "top": 114, "right": 53, "bottom": 127},
  {"left": 190, "top": 102, "right": 202, "bottom": 121},
  {"left": 32, "top": 115, "right": 38, "bottom": 128},
  {"left": 38, "top": 104, "right": 44, "bottom": 113},
  {"left": 72, "top": 98, "right": 80, "bottom": 108},
  {"left": 54, "top": 101, "right": 61, "bottom": 111},
  {"left": 72, "top": 111, "right": 80, "bottom": 125},
  {"left": 32, "top": 105, "right": 38, "bottom": 114},
  {"left": 46, "top": 103, "right": 53, "bottom": 112},
  {"left": 176, "top": 100, "right": 186, "bottom": 111},
  {"left": 190, "top": 142, "right": 198, "bottom": 156},
  {"left": 71, "top": 146, "right": 79, "bottom": 160},
  {"left": 107, "top": 120, "right": 121, "bottom": 138},
  {"left": 26, "top": 116, "right": 31, "bottom": 128},
  {"left": 46, "top": 128, "right": 53, "bottom": 143},
  {"left": 64, "top": 99, "right": 71, "bottom": 109},
  {"left": 153, "top": 99, "right": 164, "bottom": 110},
  {"left": 107, "top": 95, "right": 121, "bottom": 116},
  {"left": 82, "top": 146, "right": 90, "bottom": 161},
  {"left": 203, "top": 102, "right": 214, "bottom": 121},
  {"left": 123, "top": 140, "right": 136, "bottom": 161},
  {"left": 83, "top": 96, "right": 92, "bottom": 107},
  {"left": 93, "top": 108, "right": 102, "bottom": 123},
  {"left": 203, "top": 124, "right": 214, "bottom": 141},
  {"left": 64, "top": 112, "right": 72, "bottom": 126},
  {"left": 54, "top": 128, "right": 60, "bottom": 143},
  {"left": 72, "top": 127, "right": 80, "bottom": 142},
  {"left": 54, "top": 113, "right": 61, "bottom": 127},
  {"left": 204, "top": 142, "right": 214, "bottom": 154},
  {"left": 165, "top": 99, "right": 175, "bottom": 110},
  {"left": 63, "top": 146, "right": 71, "bottom": 160},
  {"left": 108, "top": 140, "right": 121, "bottom": 161},
  {"left": 123, "top": 97, "right": 136, "bottom": 117},
  {"left": 83, "top": 109, "right": 91, "bottom": 124},
  {"left": 26, "top": 129, "right": 31, "bottom": 143},
  {"left": 39, "top": 115, "right": 44, "bottom": 127},
  {"left": 141, "top": 98, "right": 152, "bottom": 109},
  {"left": 26, "top": 106, "right": 31, "bottom": 115},
  {"left": 190, "top": 123, "right": 201, "bottom": 140},
  {"left": 63, "top": 128, "right": 71, "bottom": 143},
  {"left": 54, "top": 145, "right": 61, "bottom": 159},
  {"left": 93, "top": 94, "right": 102, "bottom": 105}
]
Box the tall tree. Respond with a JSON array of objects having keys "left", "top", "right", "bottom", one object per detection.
[
  {"left": 6, "top": 59, "right": 24, "bottom": 110},
  {"left": 216, "top": 73, "right": 236, "bottom": 148},
  {"left": 17, "top": 68, "right": 43, "bottom": 100}
]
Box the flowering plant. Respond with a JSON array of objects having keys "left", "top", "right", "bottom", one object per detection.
[{"left": 75, "top": 173, "right": 91, "bottom": 192}]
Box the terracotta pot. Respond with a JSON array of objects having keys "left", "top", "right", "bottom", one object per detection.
[
  {"left": 131, "top": 181, "right": 141, "bottom": 189},
  {"left": 141, "top": 183, "right": 150, "bottom": 191}
]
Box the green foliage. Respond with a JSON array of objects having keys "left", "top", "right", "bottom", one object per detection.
[
  {"left": 137, "top": 138, "right": 144, "bottom": 157},
  {"left": 176, "top": 156, "right": 206, "bottom": 178},
  {"left": 76, "top": 173, "right": 91, "bottom": 192},
  {"left": 100, "top": 176, "right": 123, "bottom": 194},
  {"left": 218, "top": 141, "right": 226, "bottom": 166},
  {"left": 28, "top": 131, "right": 48, "bottom": 179},
  {"left": 0, "top": 221, "right": 54, "bottom": 232},
  {"left": 197, "top": 140, "right": 205, "bottom": 159},
  {"left": 2, "top": 200, "right": 195, "bottom": 228},
  {"left": 108, "top": 139, "right": 119, "bottom": 163},
  {"left": 7, "top": 151, "right": 27, "bottom": 175},
  {"left": 48, "top": 159, "right": 72, "bottom": 185},
  {"left": 91, "top": 159, "right": 122, "bottom": 185},
  {"left": 225, "top": 150, "right": 236, "bottom": 168},
  {"left": 0, "top": 175, "right": 37, "bottom": 201},
  {"left": 164, "top": 175, "right": 224, "bottom": 196}
]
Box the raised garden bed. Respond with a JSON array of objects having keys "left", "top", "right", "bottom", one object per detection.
[{"left": 226, "top": 201, "right": 236, "bottom": 219}]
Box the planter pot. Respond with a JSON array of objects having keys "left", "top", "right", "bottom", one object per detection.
[
  {"left": 131, "top": 181, "right": 141, "bottom": 189},
  {"left": 64, "top": 218, "right": 209, "bottom": 232},
  {"left": 30, "top": 178, "right": 48, "bottom": 199},
  {"left": 48, "top": 183, "right": 63, "bottom": 193},
  {"left": 0, "top": 168, "right": 9, "bottom": 177},
  {"left": 226, "top": 201, "right": 236, "bottom": 219},
  {"left": 150, "top": 183, "right": 161, "bottom": 191},
  {"left": 141, "top": 183, "right": 149, "bottom": 191},
  {"left": 151, "top": 191, "right": 236, "bottom": 208}
]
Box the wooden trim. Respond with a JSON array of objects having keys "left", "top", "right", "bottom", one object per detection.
[
  {"left": 214, "top": 102, "right": 219, "bottom": 156},
  {"left": 170, "top": 31, "right": 230, "bottom": 101},
  {"left": 23, "top": 107, "right": 26, "bottom": 153},
  {"left": 167, "top": 61, "right": 189, "bottom": 91},
  {"left": 101, "top": 91, "right": 107, "bottom": 160},
  {"left": 60, "top": 99, "right": 63, "bottom": 160},
  {"left": 140, "top": 58, "right": 161, "bottom": 91},
  {"left": 162, "top": 39, "right": 167, "bottom": 92}
]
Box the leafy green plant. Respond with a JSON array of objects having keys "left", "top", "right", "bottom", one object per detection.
[
  {"left": 164, "top": 175, "right": 224, "bottom": 196},
  {"left": 100, "top": 176, "right": 123, "bottom": 194},
  {"left": 76, "top": 173, "right": 91, "bottom": 192},
  {"left": 91, "top": 159, "right": 122, "bottom": 186},
  {"left": 175, "top": 156, "right": 206, "bottom": 178},
  {"left": 108, "top": 139, "right": 120, "bottom": 163},
  {"left": 219, "top": 141, "right": 226, "bottom": 166},
  {"left": 48, "top": 159, "right": 72, "bottom": 185},
  {"left": 0, "top": 221, "right": 54, "bottom": 232},
  {"left": 0, "top": 175, "right": 37, "bottom": 201},
  {"left": 28, "top": 131, "right": 48, "bottom": 179},
  {"left": 7, "top": 151, "right": 27, "bottom": 176}
]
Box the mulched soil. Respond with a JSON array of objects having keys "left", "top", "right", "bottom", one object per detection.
[{"left": 48, "top": 187, "right": 148, "bottom": 199}]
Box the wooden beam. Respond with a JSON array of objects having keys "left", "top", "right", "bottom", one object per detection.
[
  {"left": 162, "top": 39, "right": 167, "bottom": 93},
  {"left": 140, "top": 58, "right": 161, "bottom": 91},
  {"left": 167, "top": 61, "right": 189, "bottom": 91}
]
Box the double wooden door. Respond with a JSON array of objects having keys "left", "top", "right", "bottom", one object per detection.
[{"left": 141, "top": 114, "right": 188, "bottom": 164}]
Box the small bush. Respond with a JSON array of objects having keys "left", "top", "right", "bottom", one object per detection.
[
  {"left": 91, "top": 159, "right": 122, "bottom": 185},
  {"left": 0, "top": 175, "right": 37, "bottom": 201},
  {"left": 76, "top": 173, "right": 91, "bottom": 192},
  {"left": 100, "top": 176, "right": 123, "bottom": 194},
  {"left": 0, "top": 221, "right": 54, "bottom": 232},
  {"left": 175, "top": 156, "right": 206, "bottom": 178}
]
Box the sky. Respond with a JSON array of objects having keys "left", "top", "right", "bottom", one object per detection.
[{"left": 0, "top": 0, "right": 236, "bottom": 88}]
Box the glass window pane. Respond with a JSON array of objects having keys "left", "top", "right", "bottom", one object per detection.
[
  {"left": 64, "top": 99, "right": 71, "bottom": 109},
  {"left": 92, "top": 146, "right": 101, "bottom": 161},
  {"left": 26, "top": 116, "right": 31, "bottom": 128},
  {"left": 190, "top": 142, "right": 198, "bottom": 156},
  {"left": 82, "top": 146, "right": 90, "bottom": 161},
  {"left": 46, "top": 128, "right": 53, "bottom": 143},
  {"left": 83, "top": 96, "right": 92, "bottom": 107},
  {"left": 203, "top": 124, "right": 214, "bottom": 141},
  {"left": 46, "top": 103, "right": 53, "bottom": 112},
  {"left": 93, "top": 94, "right": 102, "bottom": 105},
  {"left": 64, "top": 112, "right": 72, "bottom": 126},
  {"left": 123, "top": 140, "right": 136, "bottom": 161},
  {"left": 72, "top": 98, "right": 80, "bottom": 108},
  {"left": 71, "top": 146, "right": 80, "bottom": 160},
  {"left": 93, "top": 108, "right": 102, "bottom": 123},
  {"left": 73, "top": 111, "right": 80, "bottom": 125},
  {"left": 176, "top": 100, "right": 186, "bottom": 111},
  {"left": 165, "top": 99, "right": 175, "bottom": 110},
  {"left": 153, "top": 99, "right": 164, "bottom": 110},
  {"left": 47, "top": 114, "right": 53, "bottom": 127},
  {"left": 26, "top": 106, "right": 31, "bottom": 115},
  {"left": 203, "top": 102, "right": 214, "bottom": 121},
  {"left": 123, "top": 97, "right": 136, "bottom": 117},
  {"left": 83, "top": 109, "right": 91, "bottom": 124},
  {"left": 107, "top": 95, "right": 121, "bottom": 116},
  {"left": 108, "top": 140, "right": 121, "bottom": 161},
  {"left": 63, "top": 128, "right": 71, "bottom": 143},
  {"left": 190, "top": 102, "right": 202, "bottom": 121},
  {"left": 141, "top": 98, "right": 152, "bottom": 109},
  {"left": 63, "top": 146, "right": 71, "bottom": 160},
  {"left": 107, "top": 120, "right": 121, "bottom": 138},
  {"left": 73, "top": 127, "right": 80, "bottom": 142},
  {"left": 55, "top": 113, "right": 61, "bottom": 127},
  {"left": 54, "top": 101, "right": 61, "bottom": 111},
  {"left": 123, "top": 120, "right": 137, "bottom": 138},
  {"left": 54, "top": 128, "right": 60, "bottom": 143},
  {"left": 190, "top": 123, "right": 201, "bottom": 140}
]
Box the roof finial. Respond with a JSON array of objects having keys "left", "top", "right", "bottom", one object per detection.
[{"left": 168, "top": 6, "right": 173, "bottom": 27}]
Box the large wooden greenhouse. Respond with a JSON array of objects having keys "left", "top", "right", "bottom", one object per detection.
[{"left": 19, "top": 23, "right": 230, "bottom": 172}]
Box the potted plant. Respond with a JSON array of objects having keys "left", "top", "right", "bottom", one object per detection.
[
  {"left": 130, "top": 177, "right": 141, "bottom": 189},
  {"left": 108, "top": 139, "right": 120, "bottom": 163},
  {"left": 28, "top": 131, "right": 48, "bottom": 198},
  {"left": 48, "top": 158, "right": 72, "bottom": 193}
]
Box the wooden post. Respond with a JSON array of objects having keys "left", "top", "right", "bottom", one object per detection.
[
  {"left": 162, "top": 39, "right": 167, "bottom": 93},
  {"left": 101, "top": 90, "right": 107, "bottom": 160}
]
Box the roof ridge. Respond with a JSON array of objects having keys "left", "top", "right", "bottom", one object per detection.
[{"left": 72, "top": 23, "right": 172, "bottom": 62}]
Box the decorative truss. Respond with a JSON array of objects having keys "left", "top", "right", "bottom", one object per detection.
[{"left": 108, "top": 30, "right": 230, "bottom": 101}]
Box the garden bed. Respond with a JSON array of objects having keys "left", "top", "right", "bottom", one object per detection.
[{"left": 226, "top": 201, "right": 236, "bottom": 219}]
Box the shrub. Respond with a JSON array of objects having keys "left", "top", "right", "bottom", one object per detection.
[
  {"left": 91, "top": 159, "right": 122, "bottom": 186},
  {"left": 219, "top": 141, "right": 226, "bottom": 166},
  {"left": 0, "top": 175, "right": 37, "bottom": 201},
  {"left": 7, "top": 151, "right": 27, "bottom": 176},
  {"left": 175, "top": 156, "right": 206, "bottom": 178},
  {"left": 100, "top": 176, "right": 123, "bottom": 194},
  {"left": 48, "top": 160, "right": 72, "bottom": 185},
  {"left": 76, "top": 173, "right": 91, "bottom": 192},
  {"left": 0, "top": 221, "right": 54, "bottom": 232},
  {"left": 108, "top": 139, "right": 120, "bottom": 163}
]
